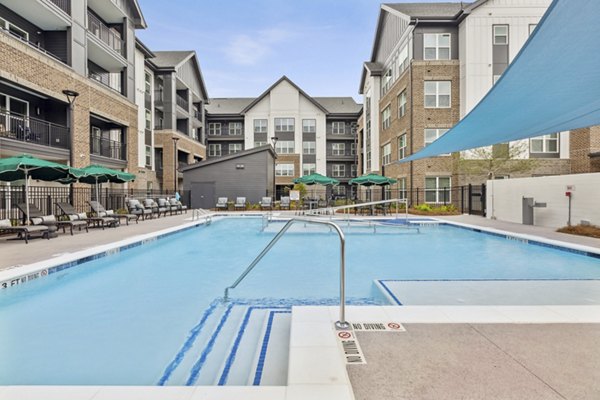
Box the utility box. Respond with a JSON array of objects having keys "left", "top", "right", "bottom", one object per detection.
[{"left": 522, "top": 197, "right": 547, "bottom": 225}]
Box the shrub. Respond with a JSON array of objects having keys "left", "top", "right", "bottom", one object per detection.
[{"left": 414, "top": 204, "right": 432, "bottom": 212}]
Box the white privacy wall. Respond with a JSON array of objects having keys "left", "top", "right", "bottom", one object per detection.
[{"left": 487, "top": 173, "right": 600, "bottom": 228}]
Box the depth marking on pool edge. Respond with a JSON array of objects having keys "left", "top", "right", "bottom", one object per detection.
[{"left": 336, "top": 328, "right": 366, "bottom": 364}]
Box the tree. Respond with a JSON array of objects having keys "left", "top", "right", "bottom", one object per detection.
[{"left": 457, "top": 141, "right": 538, "bottom": 180}]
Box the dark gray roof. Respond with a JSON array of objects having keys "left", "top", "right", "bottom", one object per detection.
[
  {"left": 180, "top": 145, "right": 276, "bottom": 171},
  {"left": 384, "top": 2, "right": 469, "bottom": 18},
  {"left": 151, "top": 51, "right": 194, "bottom": 68},
  {"left": 314, "top": 97, "right": 362, "bottom": 114},
  {"left": 205, "top": 98, "right": 255, "bottom": 115}
]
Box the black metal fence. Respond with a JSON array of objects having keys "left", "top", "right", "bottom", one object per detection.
[{"left": 0, "top": 185, "right": 190, "bottom": 222}]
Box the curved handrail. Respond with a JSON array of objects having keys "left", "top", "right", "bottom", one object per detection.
[{"left": 224, "top": 217, "right": 349, "bottom": 329}]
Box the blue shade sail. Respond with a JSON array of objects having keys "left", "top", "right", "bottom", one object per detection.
[{"left": 401, "top": 0, "right": 600, "bottom": 162}]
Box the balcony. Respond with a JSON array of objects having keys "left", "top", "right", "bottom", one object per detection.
[
  {"left": 87, "top": 12, "right": 124, "bottom": 56},
  {"left": 0, "top": 26, "right": 67, "bottom": 65},
  {"left": 326, "top": 151, "right": 356, "bottom": 161},
  {"left": 49, "top": 0, "right": 70, "bottom": 14},
  {"left": 176, "top": 93, "right": 189, "bottom": 111},
  {"left": 0, "top": 109, "right": 69, "bottom": 149},
  {"left": 90, "top": 136, "right": 126, "bottom": 160},
  {"left": 1, "top": 0, "right": 71, "bottom": 29},
  {"left": 87, "top": 10, "right": 126, "bottom": 72},
  {"left": 87, "top": 0, "right": 127, "bottom": 24}
]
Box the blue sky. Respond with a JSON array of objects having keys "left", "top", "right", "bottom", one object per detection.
[{"left": 136, "top": 1, "right": 444, "bottom": 101}]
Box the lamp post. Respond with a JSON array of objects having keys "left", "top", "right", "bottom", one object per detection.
[
  {"left": 62, "top": 89, "right": 79, "bottom": 167},
  {"left": 271, "top": 136, "right": 278, "bottom": 200},
  {"left": 172, "top": 137, "right": 179, "bottom": 193}
]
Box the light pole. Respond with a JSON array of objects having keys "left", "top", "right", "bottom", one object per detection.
[
  {"left": 271, "top": 136, "right": 278, "bottom": 200},
  {"left": 172, "top": 137, "right": 179, "bottom": 193},
  {"left": 62, "top": 89, "right": 79, "bottom": 167}
]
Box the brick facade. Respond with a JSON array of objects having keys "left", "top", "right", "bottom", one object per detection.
[
  {"left": 571, "top": 127, "right": 600, "bottom": 173},
  {"left": 155, "top": 130, "right": 206, "bottom": 192}
]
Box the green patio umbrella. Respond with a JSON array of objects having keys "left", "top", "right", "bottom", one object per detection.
[
  {"left": 77, "top": 164, "right": 136, "bottom": 203},
  {"left": 0, "top": 154, "right": 84, "bottom": 224},
  {"left": 293, "top": 173, "right": 339, "bottom": 186},
  {"left": 350, "top": 173, "right": 397, "bottom": 202}
]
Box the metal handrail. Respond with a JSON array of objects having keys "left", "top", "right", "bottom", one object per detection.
[
  {"left": 305, "top": 198, "right": 409, "bottom": 220},
  {"left": 192, "top": 208, "right": 212, "bottom": 224},
  {"left": 224, "top": 218, "right": 349, "bottom": 329}
]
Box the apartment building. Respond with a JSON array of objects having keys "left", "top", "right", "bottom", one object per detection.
[
  {"left": 205, "top": 76, "right": 361, "bottom": 197},
  {"left": 360, "top": 0, "right": 578, "bottom": 205},
  {"left": 0, "top": 0, "right": 150, "bottom": 188}
]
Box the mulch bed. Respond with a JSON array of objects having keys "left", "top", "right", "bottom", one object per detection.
[{"left": 557, "top": 225, "right": 600, "bottom": 239}]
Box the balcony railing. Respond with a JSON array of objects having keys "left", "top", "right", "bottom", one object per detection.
[
  {"left": 0, "top": 109, "right": 69, "bottom": 149},
  {"left": 49, "top": 0, "right": 70, "bottom": 15},
  {"left": 154, "top": 89, "right": 163, "bottom": 103},
  {"left": 0, "top": 26, "right": 66, "bottom": 64},
  {"left": 176, "top": 94, "right": 189, "bottom": 110},
  {"left": 90, "top": 135, "right": 126, "bottom": 160},
  {"left": 193, "top": 108, "right": 202, "bottom": 121},
  {"left": 87, "top": 11, "right": 125, "bottom": 56}
]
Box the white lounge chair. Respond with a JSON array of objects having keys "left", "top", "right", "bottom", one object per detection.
[
  {"left": 260, "top": 197, "right": 273, "bottom": 210},
  {"left": 216, "top": 197, "right": 228, "bottom": 211},
  {"left": 234, "top": 197, "right": 246, "bottom": 211}
]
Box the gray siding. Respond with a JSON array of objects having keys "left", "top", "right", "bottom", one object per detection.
[
  {"left": 375, "top": 11, "right": 410, "bottom": 64},
  {"left": 413, "top": 25, "right": 459, "bottom": 60},
  {"left": 177, "top": 58, "right": 203, "bottom": 99},
  {"left": 492, "top": 25, "right": 509, "bottom": 77}
]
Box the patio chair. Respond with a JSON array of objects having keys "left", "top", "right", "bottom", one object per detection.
[
  {"left": 280, "top": 196, "right": 290, "bottom": 210},
  {"left": 234, "top": 197, "right": 246, "bottom": 211},
  {"left": 17, "top": 203, "right": 86, "bottom": 236},
  {"left": 215, "top": 197, "right": 228, "bottom": 211},
  {"left": 143, "top": 198, "right": 167, "bottom": 218},
  {"left": 126, "top": 199, "right": 153, "bottom": 220},
  {"left": 260, "top": 197, "right": 273, "bottom": 210},
  {"left": 168, "top": 198, "right": 188, "bottom": 214},
  {"left": 0, "top": 219, "right": 49, "bottom": 244},
  {"left": 157, "top": 198, "right": 178, "bottom": 216},
  {"left": 56, "top": 202, "right": 118, "bottom": 229},
  {"left": 89, "top": 201, "right": 138, "bottom": 225}
]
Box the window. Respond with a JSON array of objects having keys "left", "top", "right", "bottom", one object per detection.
[
  {"left": 382, "top": 68, "right": 392, "bottom": 95},
  {"left": 493, "top": 25, "right": 509, "bottom": 45},
  {"left": 350, "top": 143, "right": 356, "bottom": 156},
  {"left": 398, "top": 134, "right": 407, "bottom": 160},
  {"left": 275, "top": 163, "right": 294, "bottom": 176},
  {"left": 424, "top": 33, "right": 451, "bottom": 60},
  {"left": 382, "top": 143, "right": 391, "bottom": 165},
  {"left": 145, "top": 145, "right": 152, "bottom": 167},
  {"left": 254, "top": 119, "right": 267, "bottom": 133},
  {"left": 303, "top": 119, "right": 316, "bottom": 133},
  {"left": 276, "top": 140, "right": 295, "bottom": 154},
  {"left": 424, "top": 81, "right": 451, "bottom": 108},
  {"left": 425, "top": 128, "right": 449, "bottom": 147},
  {"left": 351, "top": 164, "right": 357, "bottom": 177},
  {"left": 229, "top": 122, "right": 242, "bottom": 135},
  {"left": 382, "top": 106, "right": 391, "bottom": 130},
  {"left": 303, "top": 141, "right": 316, "bottom": 155},
  {"left": 398, "top": 90, "right": 407, "bottom": 118},
  {"left": 254, "top": 141, "right": 267, "bottom": 147},
  {"left": 332, "top": 164, "right": 346, "bottom": 178},
  {"left": 398, "top": 177, "right": 407, "bottom": 200},
  {"left": 275, "top": 118, "right": 294, "bottom": 132},
  {"left": 529, "top": 24, "right": 537, "bottom": 36},
  {"left": 229, "top": 143, "right": 242, "bottom": 154},
  {"left": 425, "top": 177, "right": 451, "bottom": 203},
  {"left": 208, "top": 144, "right": 221, "bottom": 157},
  {"left": 398, "top": 44, "right": 409, "bottom": 75},
  {"left": 332, "top": 143, "right": 345, "bottom": 156},
  {"left": 144, "top": 72, "right": 151, "bottom": 94},
  {"left": 208, "top": 123, "right": 221, "bottom": 135},
  {"left": 332, "top": 122, "right": 346, "bottom": 135},
  {"left": 530, "top": 133, "right": 559, "bottom": 153},
  {"left": 333, "top": 185, "right": 346, "bottom": 196},
  {"left": 7, "top": 22, "right": 28, "bottom": 41},
  {"left": 145, "top": 109, "right": 151, "bottom": 130},
  {"left": 303, "top": 163, "right": 316, "bottom": 176}
]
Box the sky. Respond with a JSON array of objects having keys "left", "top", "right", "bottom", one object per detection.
[{"left": 136, "top": 0, "right": 448, "bottom": 102}]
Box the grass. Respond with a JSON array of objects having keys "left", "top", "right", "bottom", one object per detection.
[{"left": 557, "top": 224, "right": 600, "bottom": 239}]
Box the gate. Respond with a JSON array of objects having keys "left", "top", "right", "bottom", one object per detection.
[{"left": 468, "top": 184, "right": 486, "bottom": 216}]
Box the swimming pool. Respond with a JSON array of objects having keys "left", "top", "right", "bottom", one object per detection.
[{"left": 1, "top": 217, "right": 599, "bottom": 386}]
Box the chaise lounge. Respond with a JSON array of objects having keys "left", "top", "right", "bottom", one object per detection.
[
  {"left": 234, "top": 197, "right": 246, "bottom": 211},
  {"left": 260, "top": 197, "right": 273, "bottom": 210},
  {"left": 89, "top": 201, "right": 139, "bottom": 225},
  {"left": 215, "top": 197, "right": 228, "bottom": 211},
  {"left": 0, "top": 219, "right": 49, "bottom": 244},
  {"left": 17, "top": 203, "right": 88, "bottom": 236},
  {"left": 56, "top": 202, "right": 118, "bottom": 229}
]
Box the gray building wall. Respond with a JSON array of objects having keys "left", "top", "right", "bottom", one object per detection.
[{"left": 413, "top": 25, "right": 459, "bottom": 60}]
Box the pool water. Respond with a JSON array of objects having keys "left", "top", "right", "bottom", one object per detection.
[{"left": 1, "top": 217, "right": 599, "bottom": 385}]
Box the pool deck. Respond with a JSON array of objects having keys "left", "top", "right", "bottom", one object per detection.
[{"left": 1, "top": 212, "right": 600, "bottom": 400}]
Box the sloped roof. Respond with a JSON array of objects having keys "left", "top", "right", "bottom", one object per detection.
[
  {"left": 314, "top": 97, "right": 362, "bottom": 114},
  {"left": 384, "top": 2, "right": 468, "bottom": 18},
  {"left": 180, "top": 145, "right": 276, "bottom": 172},
  {"left": 205, "top": 98, "right": 255, "bottom": 115},
  {"left": 151, "top": 51, "right": 194, "bottom": 69}
]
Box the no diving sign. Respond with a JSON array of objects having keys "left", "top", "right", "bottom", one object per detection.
[
  {"left": 352, "top": 322, "right": 405, "bottom": 332},
  {"left": 336, "top": 330, "right": 366, "bottom": 364}
]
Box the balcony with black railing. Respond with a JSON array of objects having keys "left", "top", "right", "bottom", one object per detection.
[
  {"left": 49, "top": 0, "right": 71, "bottom": 15},
  {"left": 90, "top": 136, "right": 126, "bottom": 160},
  {"left": 176, "top": 93, "right": 189, "bottom": 110},
  {"left": 0, "top": 26, "right": 67, "bottom": 65},
  {"left": 87, "top": 11, "right": 125, "bottom": 57},
  {"left": 0, "top": 109, "right": 69, "bottom": 149}
]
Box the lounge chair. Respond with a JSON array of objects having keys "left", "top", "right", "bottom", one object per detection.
[
  {"left": 126, "top": 199, "right": 153, "bottom": 220},
  {"left": 260, "top": 197, "right": 273, "bottom": 210},
  {"left": 215, "top": 197, "right": 228, "bottom": 211},
  {"left": 17, "top": 203, "right": 87, "bottom": 236},
  {"left": 0, "top": 219, "right": 49, "bottom": 244},
  {"left": 56, "top": 202, "right": 118, "bottom": 229},
  {"left": 157, "top": 198, "right": 178, "bottom": 216},
  {"left": 280, "top": 196, "right": 290, "bottom": 210},
  {"left": 234, "top": 197, "right": 246, "bottom": 211},
  {"left": 168, "top": 198, "right": 188, "bottom": 214},
  {"left": 143, "top": 198, "right": 167, "bottom": 218},
  {"left": 89, "top": 201, "right": 138, "bottom": 225}
]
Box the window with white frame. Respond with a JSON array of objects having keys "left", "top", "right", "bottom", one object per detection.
[
  {"left": 254, "top": 119, "right": 267, "bottom": 133},
  {"left": 382, "top": 68, "right": 392, "bottom": 95},
  {"left": 254, "top": 141, "right": 267, "bottom": 147},
  {"left": 424, "top": 33, "right": 451, "bottom": 60},
  {"left": 382, "top": 106, "right": 391, "bottom": 129},
  {"left": 332, "top": 164, "right": 346, "bottom": 178},
  {"left": 276, "top": 140, "right": 295, "bottom": 154},
  {"left": 332, "top": 143, "right": 345, "bottom": 156},
  {"left": 398, "top": 44, "right": 409, "bottom": 75},
  {"left": 398, "top": 134, "right": 407, "bottom": 159},
  {"left": 208, "top": 123, "right": 221, "bottom": 135},
  {"left": 493, "top": 25, "right": 509, "bottom": 45},
  {"left": 145, "top": 145, "right": 152, "bottom": 167},
  {"left": 208, "top": 144, "right": 221, "bottom": 157},
  {"left": 424, "top": 81, "right": 451, "bottom": 108},
  {"left": 145, "top": 109, "right": 151, "bottom": 130},
  {"left": 350, "top": 143, "right": 356, "bottom": 155},
  {"left": 350, "top": 164, "right": 357, "bottom": 177},
  {"left": 229, "top": 143, "right": 242, "bottom": 154},
  {"left": 303, "top": 141, "right": 316, "bottom": 155},
  {"left": 382, "top": 143, "right": 391, "bottom": 165},
  {"left": 275, "top": 163, "right": 294, "bottom": 176},
  {"left": 229, "top": 122, "right": 242, "bottom": 135},
  {"left": 144, "top": 72, "right": 151, "bottom": 94},
  {"left": 333, "top": 185, "right": 346, "bottom": 196},
  {"left": 302, "top": 163, "right": 316, "bottom": 176},
  {"left": 425, "top": 177, "right": 451, "bottom": 203},
  {"left": 398, "top": 177, "right": 407, "bottom": 200},
  {"left": 2, "top": 20, "right": 28, "bottom": 41},
  {"left": 530, "top": 133, "right": 559, "bottom": 153},
  {"left": 303, "top": 119, "right": 316, "bottom": 133},
  {"left": 398, "top": 90, "right": 407, "bottom": 118},
  {"left": 424, "top": 128, "right": 449, "bottom": 147},
  {"left": 332, "top": 121, "right": 346, "bottom": 135},
  {"left": 275, "top": 118, "right": 294, "bottom": 132}
]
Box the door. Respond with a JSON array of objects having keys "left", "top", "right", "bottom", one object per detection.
[{"left": 191, "top": 182, "right": 216, "bottom": 210}]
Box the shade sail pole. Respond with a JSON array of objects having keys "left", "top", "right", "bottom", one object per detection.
[{"left": 25, "top": 168, "right": 30, "bottom": 226}]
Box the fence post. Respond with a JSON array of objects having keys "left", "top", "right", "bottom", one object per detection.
[
  {"left": 416, "top": 188, "right": 419, "bottom": 205},
  {"left": 443, "top": 187, "right": 448, "bottom": 205},
  {"left": 46, "top": 195, "right": 52, "bottom": 216},
  {"left": 481, "top": 184, "right": 487, "bottom": 217},
  {"left": 468, "top": 184, "right": 473, "bottom": 215},
  {"left": 461, "top": 186, "right": 465, "bottom": 214}
]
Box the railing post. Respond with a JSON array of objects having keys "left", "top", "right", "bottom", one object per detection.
[{"left": 468, "top": 184, "right": 473, "bottom": 215}]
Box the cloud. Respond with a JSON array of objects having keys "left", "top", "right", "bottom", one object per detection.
[{"left": 224, "top": 27, "right": 295, "bottom": 66}]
